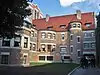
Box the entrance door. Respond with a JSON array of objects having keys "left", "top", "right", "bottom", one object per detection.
[{"left": 1, "top": 55, "right": 9, "bottom": 64}]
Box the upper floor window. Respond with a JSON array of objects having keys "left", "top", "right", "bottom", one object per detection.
[
  {"left": 41, "top": 44, "right": 46, "bottom": 52},
  {"left": 77, "top": 50, "right": 81, "bottom": 57},
  {"left": 31, "top": 31, "right": 34, "bottom": 37},
  {"left": 85, "top": 23, "right": 91, "bottom": 28},
  {"left": 77, "top": 24, "right": 81, "bottom": 28},
  {"left": 70, "top": 46, "right": 73, "bottom": 52},
  {"left": 2, "top": 38, "right": 10, "bottom": 46},
  {"left": 14, "top": 36, "right": 20, "bottom": 47},
  {"left": 59, "top": 25, "right": 66, "bottom": 29},
  {"left": 91, "top": 43, "right": 95, "bottom": 48},
  {"left": 33, "top": 44, "right": 36, "bottom": 51},
  {"left": 47, "top": 26, "right": 53, "bottom": 30},
  {"left": 61, "top": 34, "right": 65, "bottom": 40},
  {"left": 34, "top": 10, "right": 37, "bottom": 19},
  {"left": 41, "top": 32, "right": 46, "bottom": 38},
  {"left": 70, "top": 34, "right": 73, "bottom": 41},
  {"left": 60, "top": 47, "right": 67, "bottom": 53},
  {"left": 73, "top": 24, "right": 76, "bottom": 28},
  {"left": 91, "top": 32, "right": 95, "bottom": 37},
  {"left": 53, "top": 33, "right": 56, "bottom": 39},
  {"left": 24, "top": 37, "right": 28, "bottom": 48},
  {"left": 77, "top": 36, "right": 80, "bottom": 43},
  {"left": 48, "top": 33, "right": 52, "bottom": 39},
  {"left": 30, "top": 43, "right": 32, "bottom": 50}
]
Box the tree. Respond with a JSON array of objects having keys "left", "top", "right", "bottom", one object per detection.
[
  {"left": 96, "top": 12, "right": 100, "bottom": 67},
  {"left": 0, "top": 0, "right": 32, "bottom": 38}
]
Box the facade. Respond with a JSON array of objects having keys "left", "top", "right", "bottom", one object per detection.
[
  {"left": 31, "top": 10, "right": 96, "bottom": 63},
  {"left": 0, "top": 10, "right": 96, "bottom": 65}
]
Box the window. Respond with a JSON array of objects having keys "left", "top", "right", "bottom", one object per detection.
[
  {"left": 41, "top": 44, "right": 46, "bottom": 51},
  {"left": 14, "top": 36, "right": 20, "bottom": 47},
  {"left": 33, "top": 44, "right": 36, "bottom": 51},
  {"left": 47, "top": 56, "right": 53, "bottom": 61},
  {"left": 77, "top": 36, "right": 80, "bottom": 43},
  {"left": 70, "top": 34, "right": 73, "bottom": 41},
  {"left": 30, "top": 43, "right": 32, "bottom": 50},
  {"left": 31, "top": 31, "right": 34, "bottom": 37},
  {"left": 85, "top": 23, "right": 91, "bottom": 28},
  {"left": 91, "top": 32, "right": 95, "bottom": 36},
  {"left": 47, "top": 45, "right": 52, "bottom": 52},
  {"left": 77, "top": 24, "right": 81, "bottom": 28},
  {"left": 84, "top": 33, "right": 88, "bottom": 37},
  {"left": 24, "top": 37, "right": 28, "bottom": 48},
  {"left": 53, "top": 33, "right": 56, "bottom": 39},
  {"left": 48, "top": 33, "right": 52, "bottom": 39},
  {"left": 47, "top": 26, "right": 53, "bottom": 30},
  {"left": 70, "top": 46, "right": 73, "bottom": 52},
  {"left": 39, "top": 56, "right": 45, "bottom": 61},
  {"left": 91, "top": 43, "right": 95, "bottom": 48},
  {"left": 73, "top": 24, "right": 76, "bottom": 28},
  {"left": 60, "top": 47, "right": 67, "bottom": 53},
  {"left": 2, "top": 38, "right": 10, "bottom": 46},
  {"left": 41, "top": 32, "right": 46, "bottom": 38},
  {"left": 61, "top": 34, "right": 64, "bottom": 40},
  {"left": 84, "top": 43, "right": 89, "bottom": 48},
  {"left": 64, "top": 56, "right": 70, "bottom": 59},
  {"left": 59, "top": 25, "right": 66, "bottom": 29},
  {"left": 37, "top": 12, "right": 39, "bottom": 19},
  {"left": 34, "top": 10, "right": 37, "bottom": 19},
  {"left": 77, "top": 51, "right": 81, "bottom": 57}
]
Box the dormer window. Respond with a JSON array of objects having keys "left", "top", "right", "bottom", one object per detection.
[
  {"left": 77, "top": 24, "right": 81, "bottom": 28},
  {"left": 59, "top": 25, "right": 66, "bottom": 29},
  {"left": 85, "top": 23, "right": 91, "bottom": 28},
  {"left": 73, "top": 24, "right": 76, "bottom": 28},
  {"left": 47, "top": 26, "right": 53, "bottom": 30}
]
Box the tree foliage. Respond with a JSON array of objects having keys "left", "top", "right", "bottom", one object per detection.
[
  {"left": 96, "top": 12, "right": 100, "bottom": 28},
  {"left": 0, "top": 0, "right": 32, "bottom": 38}
]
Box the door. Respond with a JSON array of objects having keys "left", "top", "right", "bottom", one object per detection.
[{"left": 1, "top": 55, "right": 9, "bottom": 64}]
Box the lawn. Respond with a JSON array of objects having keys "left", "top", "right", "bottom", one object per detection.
[
  {"left": 0, "top": 63, "right": 79, "bottom": 75},
  {"left": 30, "top": 62, "right": 79, "bottom": 75}
]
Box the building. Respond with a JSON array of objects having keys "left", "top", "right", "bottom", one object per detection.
[
  {"left": 31, "top": 10, "right": 96, "bottom": 63},
  {"left": 0, "top": 10, "right": 96, "bottom": 65},
  {"left": 0, "top": 2, "right": 42, "bottom": 66},
  {"left": 25, "top": 2, "right": 44, "bottom": 23}
]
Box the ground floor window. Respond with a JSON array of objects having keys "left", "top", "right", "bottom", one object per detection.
[
  {"left": 39, "top": 56, "right": 45, "bottom": 61},
  {"left": 1, "top": 55, "right": 9, "bottom": 64},
  {"left": 64, "top": 56, "right": 70, "bottom": 59},
  {"left": 47, "top": 56, "right": 53, "bottom": 61},
  {"left": 39, "top": 56, "right": 53, "bottom": 61}
]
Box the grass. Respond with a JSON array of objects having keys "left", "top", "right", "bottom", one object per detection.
[
  {"left": 0, "top": 63, "right": 79, "bottom": 75},
  {"left": 30, "top": 62, "right": 79, "bottom": 74}
]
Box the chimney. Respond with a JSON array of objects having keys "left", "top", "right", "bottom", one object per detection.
[
  {"left": 46, "top": 14, "right": 50, "bottom": 22},
  {"left": 76, "top": 10, "right": 81, "bottom": 20}
]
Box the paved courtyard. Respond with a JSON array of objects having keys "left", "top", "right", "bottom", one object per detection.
[{"left": 71, "top": 67, "right": 100, "bottom": 75}]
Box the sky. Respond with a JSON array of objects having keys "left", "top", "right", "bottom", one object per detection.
[{"left": 33, "top": 0, "right": 100, "bottom": 17}]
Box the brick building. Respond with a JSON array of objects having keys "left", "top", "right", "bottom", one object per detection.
[{"left": 0, "top": 9, "right": 96, "bottom": 65}]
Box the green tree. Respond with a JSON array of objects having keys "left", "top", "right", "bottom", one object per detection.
[
  {"left": 96, "top": 12, "right": 100, "bottom": 67},
  {"left": 0, "top": 0, "right": 32, "bottom": 38}
]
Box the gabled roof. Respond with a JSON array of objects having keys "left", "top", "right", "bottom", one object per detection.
[{"left": 32, "top": 12, "right": 95, "bottom": 31}]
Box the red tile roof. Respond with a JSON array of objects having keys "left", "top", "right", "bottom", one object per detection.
[{"left": 32, "top": 12, "right": 95, "bottom": 31}]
